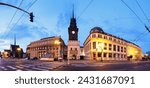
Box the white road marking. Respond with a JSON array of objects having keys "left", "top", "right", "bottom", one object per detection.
[
  {"left": 31, "top": 67, "right": 48, "bottom": 71},
  {"left": 7, "top": 66, "right": 16, "bottom": 70},
  {"left": 0, "top": 66, "right": 7, "bottom": 70},
  {"left": 36, "top": 66, "right": 53, "bottom": 70}
]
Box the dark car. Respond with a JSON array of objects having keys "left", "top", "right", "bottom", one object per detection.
[{"left": 31, "top": 57, "right": 38, "bottom": 60}]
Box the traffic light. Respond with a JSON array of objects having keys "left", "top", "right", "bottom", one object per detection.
[{"left": 29, "top": 12, "right": 34, "bottom": 22}]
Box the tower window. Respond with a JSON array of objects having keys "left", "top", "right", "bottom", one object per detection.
[{"left": 75, "top": 48, "right": 77, "bottom": 51}]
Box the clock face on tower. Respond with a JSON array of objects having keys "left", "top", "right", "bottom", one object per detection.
[{"left": 72, "top": 31, "right": 75, "bottom": 34}]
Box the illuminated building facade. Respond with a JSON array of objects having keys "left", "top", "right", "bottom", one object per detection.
[
  {"left": 84, "top": 27, "right": 142, "bottom": 61},
  {"left": 26, "top": 36, "right": 66, "bottom": 59}
]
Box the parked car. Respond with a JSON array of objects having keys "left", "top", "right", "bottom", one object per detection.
[
  {"left": 31, "top": 57, "right": 38, "bottom": 60},
  {"left": 58, "top": 57, "right": 63, "bottom": 62}
]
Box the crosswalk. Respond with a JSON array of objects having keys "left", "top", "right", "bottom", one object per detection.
[{"left": 0, "top": 63, "right": 63, "bottom": 71}]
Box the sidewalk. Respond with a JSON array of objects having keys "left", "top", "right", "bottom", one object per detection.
[{"left": 63, "top": 59, "right": 150, "bottom": 65}]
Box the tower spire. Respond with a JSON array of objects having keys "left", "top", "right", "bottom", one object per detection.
[
  {"left": 14, "top": 34, "right": 16, "bottom": 45},
  {"left": 72, "top": 4, "right": 74, "bottom": 18}
]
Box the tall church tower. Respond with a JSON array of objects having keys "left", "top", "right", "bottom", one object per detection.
[
  {"left": 67, "top": 6, "right": 80, "bottom": 60},
  {"left": 68, "top": 9, "right": 78, "bottom": 40}
]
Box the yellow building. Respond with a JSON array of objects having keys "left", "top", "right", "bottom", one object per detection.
[
  {"left": 26, "top": 36, "right": 66, "bottom": 59},
  {"left": 83, "top": 27, "right": 142, "bottom": 61}
]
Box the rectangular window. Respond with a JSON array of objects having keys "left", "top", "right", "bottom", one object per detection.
[
  {"left": 98, "top": 53, "right": 101, "bottom": 57},
  {"left": 75, "top": 48, "right": 77, "bottom": 51},
  {"left": 109, "top": 37, "right": 112, "bottom": 40},
  {"left": 121, "top": 47, "right": 123, "bottom": 52},
  {"left": 93, "top": 53, "right": 96, "bottom": 57},
  {"left": 104, "top": 53, "right": 107, "bottom": 57},
  {"left": 124, "top": 55, "right": 126, "bottom": 58},
  {"left": 104, "top": 43, "right": 107, "bottom": 50},
  {"left": 114, "top": 39, "right": 116, "bottom": 42},
  {"left": 93, "top": 42, "right": 96, "bottom": 49},
  {"left": 114, "top": 53, "right": 116, "bottom": 58},
  {"left": 113, "top": 45, "right": 116, "bottom": 51},
  {"left": 104, "top": 36, "right": 107, "bottom": 39},
  {"left": 118, "top": 54, "right": 120, "bottom": 58},
  {"left": 109, "top": 44, "right": 112, "bottom": 50},
  {"left": 117, "top": 46, "right": 120, "bottom": 52},
  {"left": 98, "top": 34, "right": 102, "bottom": 38},
  {"left": 121, "top": 54, "right": 123, "bottom": 58},
  {"left": 124, "top": 47, "right": 126, "bottom": 53},
  {"left": 92, "top": 34, "right": 96, "bottom": 38},
  {"left": 109, "top": 53, "right": 112, "bottom": 58}
]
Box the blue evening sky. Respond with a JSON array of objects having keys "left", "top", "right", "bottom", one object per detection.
[{"left": 0, "top": 0, "right": 150, "bottom": 53}]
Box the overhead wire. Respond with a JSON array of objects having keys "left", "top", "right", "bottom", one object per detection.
[
  {"left": 77, "top": 0, "right": 94, "bottom": 20},
  {"left": 1, "top": 0, "right": 24, "bottom": 38},
  {"left": 121, "top": 0, "right": 149, "bottom": 43},
  {"left": 3, "top": 0, "right": 38, "bottom": 39},
  {"left": 135, "top": 0, "right": 150, "bottom": 24},
  {"left": 121, "top": 0, "right": 145, "bottom": 25},
  {"left": 133, "top": 0, "right": 150, "bottom": 42}
]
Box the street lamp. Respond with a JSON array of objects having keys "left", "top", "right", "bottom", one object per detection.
[
  {"left": 17, "top": 48, "right": 21, "bottom": 59},
  {"left": 96, "top": 42, "right": 104, "bottom": 62},
  {"left": 4, "top": 51, "right": 8, "bottom": 58}
]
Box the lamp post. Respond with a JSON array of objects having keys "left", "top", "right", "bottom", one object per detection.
[
  {"left": 17, "top": 48, "right": 21, "bottom": 59},
  {"left": 4, "top": 51, "right": 8, "bottom": 58}
]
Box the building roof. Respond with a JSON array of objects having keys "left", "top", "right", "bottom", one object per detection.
[
  {"left": 40, "top": 36, "right": 58, "bottom": 40},
  {"left": 84, "top": 26, "right": 141, "bottom": 48},
  {"left": 90, "top": 27, "right": 104, "bottom": 34},
  {"left": 28, "top": 36, "right": 66, "bottom": 47}
]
